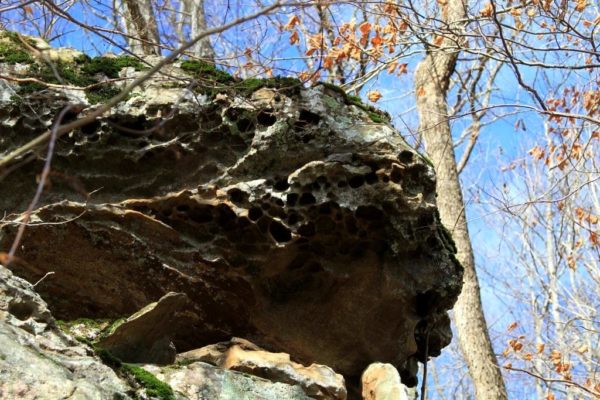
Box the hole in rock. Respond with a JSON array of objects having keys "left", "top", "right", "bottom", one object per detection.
[
  {"left": 237, "top": 118, "right": 255, "bottom": 133},
  {"left": 8, "top": 301, "right": 35, "bottom": 321},
  {"left": 287, "top": 213, "right": 300, "bottom": 225},
  {"left": 390, "top": 165, "right": 403, "bottom": 183},
  {"left": 80, "top": 120, "right": 101, "bottom": 136},
  {"left": 257, "top": 110, "right": 277, "bottom": 126},
  {"left": 319, "top": 203, "right": 332, "bottom": 214},
  {"left": 297, "top": 222, "right": 316, "bottom": 237},
  {"left": 261, "top": 203, "right": 271, "bottom": 210},
  {"left": 348, "top": 176, "right": 365, "bottom": 189},
  {"left": 364, "top": 172, "right": 378, "bottom": 184},
  {"left": 337, "top": 181, "right": 347, "bottom": 188},
  {"left": 298, "top": 193, "right": 316, "bottom": 206},
  {"left": 382, "top": 175, "right": 390, "bottom": 183},
  {"left": 227, "top": 188, "right": 247, "bottom": 204},
  {"left": 398, "top": 150, "right": 415, "bottom": 164},
  {"left": 355, "top": 206, "right": 384, "bottom": 221},
  {"left": 273, "top": 179, "right": 290, "bottom": 191},
  {"left": 256, "top": 216, "right": 270, "bottom": 233},
  {"left": 298, "top": 109, "right": 321, "bottom": 125},
  {"left": 270, "top": 220, "right": 292, "bottom": 243},
  {"left": 189, "top": 206, "right": 213, "bottom": 223},
  {"left": 216, "top": 205, "right": 237, "bottom": 230},
  {"left": 248, "top": 207, "right": 263, "bottom": 221},
  {"left": 286, "top": 193, "right": 299, "bottom": 207}
]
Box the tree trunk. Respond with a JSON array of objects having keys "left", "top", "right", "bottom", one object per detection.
[
  {"left": 185, "top": 0, "right": 215, "bottom": 60},
  {"left": 121, "top": 0, "right": 161, "bottom": 56},
  {"left": 413, "top": 1, "right": 508, "bottom": 399}
]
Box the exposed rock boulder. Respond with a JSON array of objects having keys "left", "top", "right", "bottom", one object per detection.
[
  {"left": 361, "top": 363, "right": 416, "bottom": 400},
  {"left": 0, "top": 265, "right": 130, "bottom": 399},
  {"left": 98, "top": 291, "right": 190, "bottom": 364},
  {"left": 0, "top": 39, "right": 462, "bottom": 385},
  {"left": 144, "top": 362, "right": 314, "bottom": 400},
  {"left": 178, "top": 337, "right": 346, "bottom": 400}
]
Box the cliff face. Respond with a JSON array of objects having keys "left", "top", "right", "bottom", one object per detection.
[{"left": 0, "top": 34, "right": 462, "bottom": 399}]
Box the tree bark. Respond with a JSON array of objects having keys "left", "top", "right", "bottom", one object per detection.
[
  {"left": 121, "top": 0, "right": 161, "bottom": 56},
  {"left": 184, "top": 0, "right": 215, "bottom": 60},
  {"left": 413, "top": 1, "right": 508, "bottom": 399}
]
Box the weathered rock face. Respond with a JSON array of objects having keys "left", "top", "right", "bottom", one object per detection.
[
  {"left": 177, "top": 337, "right": 346, "bottom": 400},
  {"left": 0, "top": 38, "right": 462, "bottom": 386},
  {"left": 0, "top": 266, "right": 129, "bottom": 399}
]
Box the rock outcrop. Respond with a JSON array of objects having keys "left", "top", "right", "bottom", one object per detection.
[
  {"left": 0, "top": 265, "right": 129, "bottom": 399},
  {"left": 177, "top": 337, "right": 346, "bottom": 400},
  {"left": 0, "top": 34, "right": 462, "bottom": 397},
  {"left": 98, "top": 291, "right": 190, "bottom": 365}
]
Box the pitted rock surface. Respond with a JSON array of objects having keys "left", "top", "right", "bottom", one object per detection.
[{"left": 0, "top": 48, "right": 462, "bottom": 383}]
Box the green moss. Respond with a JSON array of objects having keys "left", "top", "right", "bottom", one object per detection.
[
  {"left": 102, "top": 317, "right": 127, "bottom": 337},
  {"left": 27, "top": 63, "right": 94, "bottom": 86},
  {"left": 0, "top": 45, "right": 34, "bottom": 64},
  {"left": 0, "top": 31, "right": 34, "bottom": 64},
  {"left": 318, "top": 82, "right": 391, "bottom": 123},
  {"left": 238, "top": 76, "right": 302, "bottom": 96},
  {"left": 122, "top": 364, "right": 175, "bottom": 400},
  {"left": 180, "top": 60, "right": 233, "bottom": 83},
  {"left": 91, "top": 345, "right": 175, "bottom": 400},
  {"left": 85, "top": 85, "right": 122, "bottom": 104},
  {"left": 16, "top": 82, "right": 47, "bottom": 94},
  {"left": 74, "top": 54, "right": 91, "bottom": 64},
  {"left": 96, "top": 347, "right": 123, "bottom": 369},
  {"left": 367, "top": 112, "right": 386, "bottom": 123},
  {"left": 82, "top": 56, "right": 146, "bottom": 79}
]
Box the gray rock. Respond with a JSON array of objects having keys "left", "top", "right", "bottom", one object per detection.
[
  {"left": 143, "top": 362, "right": 313, "bottom": 400},
  {"left": 0, "top": 265, "right": 131, "bottom": 399},
  {"left": 178, "top": 338, "right": 346, "bottom": 400},
  {"left": 98, "top": 292, "right": 189, "bottom": 364}
]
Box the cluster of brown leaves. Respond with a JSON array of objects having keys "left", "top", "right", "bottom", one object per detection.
[
  {"left": 282, "top": 2, "right": 413, "bottom": 82},
  {"left": 501, "top": 322, "right": 600, "bottom": 398}
]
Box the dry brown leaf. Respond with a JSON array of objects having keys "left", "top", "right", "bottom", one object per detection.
[{"left": 367, "top": 90, "right": 382, "bottom": 102}]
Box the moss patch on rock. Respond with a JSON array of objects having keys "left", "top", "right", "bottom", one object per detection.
[
  {"left": 0, "top": 31, "right": 34, "bottom": 64},
  {"left": 82, "top": 56, "right": 146, "bottom": 79},
  {"left": 180, "top": 60, "right": 234, "bottom": 84},
  {"left": 122, "top": 364, "right": 176, "bottom": 400},
  {"left": 318, "top": 82, "right": 391, "bottom": 123},
  {"left": 95, "top": 346, "right": 175, "bottom": 400}
]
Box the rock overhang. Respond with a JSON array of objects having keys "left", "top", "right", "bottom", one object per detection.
[{"left": 0, "top": 43, "right": 463, "bottom": 385}]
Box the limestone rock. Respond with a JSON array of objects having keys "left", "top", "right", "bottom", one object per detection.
[
  {"left": 0, "top": 42, "right": 463, "bottom": 384},
  {"left": 98, "top": 291, "right": 189, "bottom": 364},
  {"left": 361, "top": 363, "right": 415, "bottom": 400},
  {"left": 144, "top": 362, "right": 312, "bottom": 400},
  {"left": 0, "top": 265, "right": 131, "bottom": 399},
  {"left": 178, "top": 338, "right": 346, "bottom": 400}
]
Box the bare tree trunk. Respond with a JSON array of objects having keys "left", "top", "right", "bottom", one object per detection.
[
  {"left": 120, "top": 0, "right": 161, "bottom": 56},
  {"left": 185, "top": 0, "right": 215, "bottom": 61},
  {"left": 414, "top": 1, "right": 508, "bottom": 399}
]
